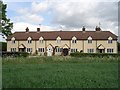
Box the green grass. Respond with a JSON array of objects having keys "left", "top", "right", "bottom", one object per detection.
[{"left": 2, "top": 56, "right": 119, "bottom": 88}]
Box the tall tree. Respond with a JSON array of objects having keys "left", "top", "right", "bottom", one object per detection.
[{"left": 0, "top": 1, "right": 13, "bottom": 37}]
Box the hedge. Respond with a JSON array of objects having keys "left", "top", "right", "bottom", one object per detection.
[
  {"left": 70, "top": 52, "right": 120, "bottom": 57},
  {"left": 1, "top": 51, "right": 29, "bottom": 57},
  {"left": 0, "top": 42, "right": 7, "bottom": 51}
]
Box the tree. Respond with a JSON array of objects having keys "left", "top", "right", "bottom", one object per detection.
[
  {"left": 118, "top": 42, "right": 120, "bottom": 53},
  {"left": 0, "top": 1, "right": 13, "bottom": 37}
]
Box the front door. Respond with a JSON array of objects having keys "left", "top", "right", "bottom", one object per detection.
[
  {"left": 63, "top": 48, "right": 69, "bottom": 56},
  {"left": 47, "top": 48, "right": 53, "bottom": 56}
]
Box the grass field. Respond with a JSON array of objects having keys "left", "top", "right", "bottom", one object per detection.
[{"left": 2, "top": 56, "right": 118, "bottom": 88}]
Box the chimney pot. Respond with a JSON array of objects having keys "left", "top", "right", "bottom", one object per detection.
[
  {"left": 37, "top": 28, "right": 40, "bottom": 32},
  {"left": 26, "top": 27, "right": 29, "bottom": 32},
  {"left": 82, "top": 26, "right": 85, "bottom": 31},
  {"left": 95, "top": 26, "right": 101, "bottom": 31}
]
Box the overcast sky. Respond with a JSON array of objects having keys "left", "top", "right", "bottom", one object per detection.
[{"left": 2, "top": 0, "right": 119, "bottom": 40}]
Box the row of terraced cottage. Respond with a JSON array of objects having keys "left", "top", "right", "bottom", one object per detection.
[{"left": 7, "top": 26, "right": 118, "bottom": 56}]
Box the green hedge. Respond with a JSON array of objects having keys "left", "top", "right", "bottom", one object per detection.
[
  {"left": 2, "top": 51, "right": 29, "bottom": 57},
  {"left": 0, "top": 42, "right": 7, "bottom": 51},
  {"left": 70, "top": 52, "right": 120, "bottom": 57}
]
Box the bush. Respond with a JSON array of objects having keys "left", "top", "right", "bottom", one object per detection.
[
  {"left": 2, "top": 51, "right": 29, "bottom": 57},
  {"left": 70, "top": 52, "right": 120, "bottom": 58},
  {"left": 0, "top": 42, "right": 7, "bottom": 51}
]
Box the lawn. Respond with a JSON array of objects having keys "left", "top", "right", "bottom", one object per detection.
[{"left": 2, "top": 56, "right": 119, "bottom": 88}]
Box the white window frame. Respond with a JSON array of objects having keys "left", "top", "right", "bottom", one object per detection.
[
  {"left": 108, "top": 40, "right": 112, "bottom": 44},
  {"left": 87, "top": 49, "right": 94, "bottom": 53},
  {"left": 107, "top": 48, "right": 114, "bottom": 53},
  {"left": 40, "top": 40, "right": 44, "bottom": 44},
  {"left": 12, "top": 40, "right": 15, "bottom": 44},
  {"left": 71, "top": 48, "right": 77, "bottom": 53},
  {"left": 39, "top": 37, "right": 44, "bottom": 44},
  {"left": 72, "top": 36, "right": 77, "bottom": 44},
  {"left": 108, "top": 37, "right": 113, "bottom": 44},
  {"left": 28, "top": 40, "right": 32, "bottom": 44},
  {"left": 88, "top": 40, "right": 92, "bottom": 43},
  {"left": 27, "top": 37, "right": 32, "bottom": 44},
  {"left": 26, "top": 48, "right": 32, "bottom": 52},
  {"left": 57, "top": 39, "right": 61, "bottom": 43},
  {"left": 88, "top": 36, "right": 92, "bottom": 44},
  {"left": 56, "top": 36, "right": 61, "bottom": 44},
  {"left": 72, "top": 40, "right": 77, "bottom": 44},
  {"left": 11, "top": 48, "right": 16, "bottom": 52},
  {"left": 38, "top": 48, "right": 45, "bottom": 52},
  {"left": 56, "top": 47, "right": 62, "bottom": 52},
  {"left": 11, "top": 37, "right": 15, "bottom": 44}
]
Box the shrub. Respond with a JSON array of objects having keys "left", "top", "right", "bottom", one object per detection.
[
  {"left": 2, "top": 51, "right": 29, "bottom": 57},
  {"left": 70, "top": 52, "right": 120, "bottom": 58},
  {"left": 0, "top": 42, "right": 7, "bottom": 51}
]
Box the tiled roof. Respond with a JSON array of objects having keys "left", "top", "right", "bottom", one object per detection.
[{"left": 7, "top": 31, "right": 118, "bottom": 41}]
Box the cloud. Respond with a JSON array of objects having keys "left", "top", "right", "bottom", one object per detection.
[
  {"left": 49, "top": 1, "right": 118, "bottom": 35},
  {"left": 12, "top": 22, "right": 58, "bottom": 33},
  {"left": 13, "top": 1, "right": 49, "bottom": 24},
  {"left": 6, "top": 0, "right": 118, "bottom": 36},
  {"left": 31, "top": 1, "right": 48, "bottom": 13}
]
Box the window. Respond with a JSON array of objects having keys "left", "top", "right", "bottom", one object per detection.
[
  {"left": 72, "top": 40, "right": 77, "bottom": 44},
  {"left": 28, "top": 40, "right": 32, "bottom": 44},
  {"left": 71, "top": 48, "right": 77, "bottom": 53},
  {"left": 87, "top": 49, "right": 94, "bottom": 53},
  {"left": 27, "top": 37, "right": 32, "bottom": 44},
  {"left": 12, "top": 40, "right": 15, "bottom": 44},
  {"left": 26, "top": 48, "right": 32, "bottom": 52},
  {"left": 108, "top": 40, "right": 112, "bottom": 44},
  {"left": 39, "top": 37, "right": 44, "bottom": 44},
  {"left": 107, "top": 48, "right": 114, "bottom": 53},
  {"left": 88, "top": 40, "right": 92, "bottom": 43},
  {"left": 38, "top": 48, "right": 45, "bottom": 52},
  {"left": 57, "top": 39, "right": 61, "bottom": 43},
  {"left": 88, "top": 36, "right": 92, "bottom": 44},
  {"left": 56, "top": 36, "right": 61, "bottom": 44},
  {"left": 11, "top": 48, "right": 16, "bottom": 52},
  {"left": 40, "top": 40, "right": 44, "bottom": 43},
  {"left": 11, "top": 37, "right": 15, "bottom": 44},
  {"left": 72, "top": 36, "right": 77, "bottom": 44},
  {"left": 56, "top": 47, "right": 62, "bottom": 52}
]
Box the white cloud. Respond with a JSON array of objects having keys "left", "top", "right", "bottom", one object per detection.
[
  {"left": 50, "top": 1, "right": 118, "bottom": 35},
  {"left": 12, "top": 22, "right": 58, "bottom": 33},
  {"left": 31, "top": 1, "right": 48, "bottom": 13},
  {"left": 6, "top": 0, "right": 118, "bottom": 36}
]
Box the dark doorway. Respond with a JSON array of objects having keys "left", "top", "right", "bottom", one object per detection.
[
  {"left": 19, "top": 48, "right": 26, "bottom": 52},
  {"left": 63, "top": 48, "right": 69, "bottom": 56},
  {"left": 99, "top": 49, "right": 102, "bottom": 53},
  {"left": 98, "top": 49, "right": 105, "bottom": 53}
]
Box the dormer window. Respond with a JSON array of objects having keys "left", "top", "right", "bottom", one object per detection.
[
  {"left": 56, "top": 36, "right": 61, "bottom": 43},
  {"left": 108, "top": 37, "right": 112, "bottom": 44},
  {"left": 27, "top": 37, "right": 32, "bottom": 44},
  {"left": 39, "top": 37, "right": 44, "bottom": 44},
  {"left": 108, "top": 40, "right": 112, "bottom": 43},
  {"left": 88, "top": 36, "right": 92, "bottom": 43},
  {"left": 11, "top": 37, "right": 15, "bottom": 44},
  {"left": 72, "top": 36, "right": 77, "bottom": 44}
]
